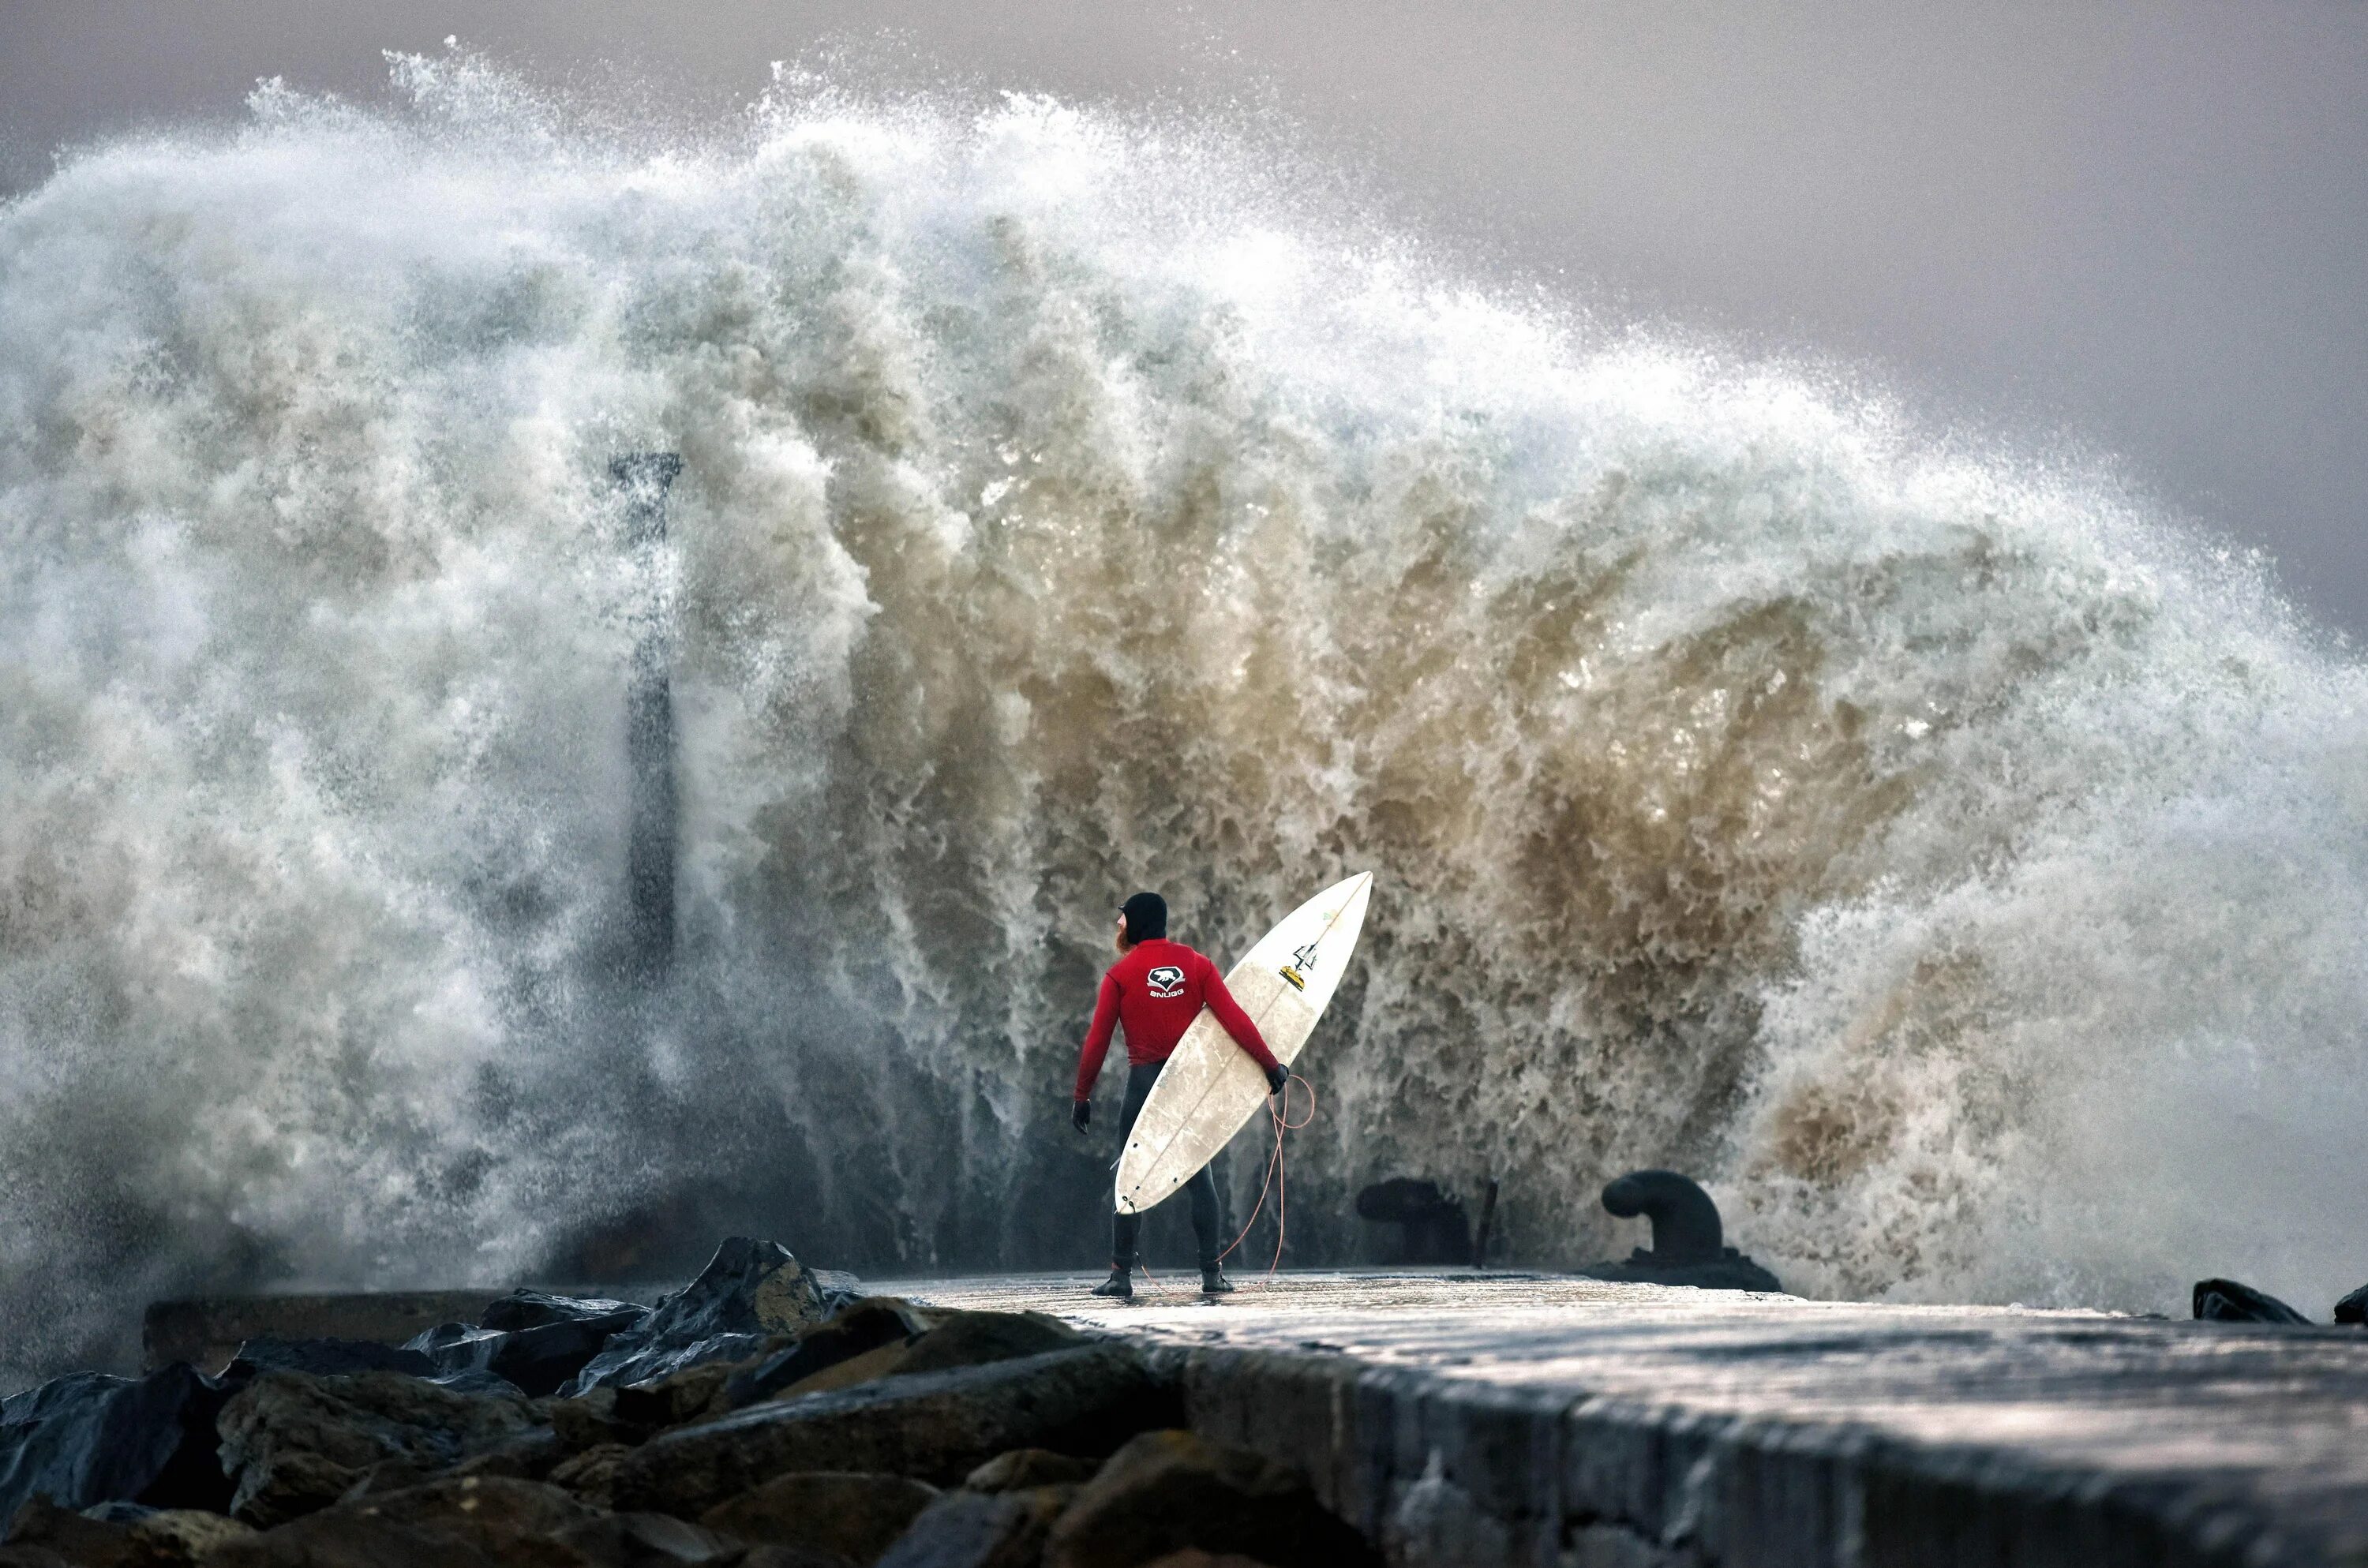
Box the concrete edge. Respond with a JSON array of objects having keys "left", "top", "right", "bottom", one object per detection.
[{"left": 1150, "top": 1343, "right": 2299, "bottom": 1568}]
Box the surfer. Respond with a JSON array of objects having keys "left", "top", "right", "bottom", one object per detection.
[{"left": 1073, "top": 891, "right": 1289, "bottom": 1299}]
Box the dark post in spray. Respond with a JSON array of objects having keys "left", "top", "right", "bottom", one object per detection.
[{"left": 613, "top": 452, "right": 683, "bottom": 986}]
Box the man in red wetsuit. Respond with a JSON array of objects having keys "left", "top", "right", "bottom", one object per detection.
[{"left": 1073, "top": 890, "right": 1288, "bottom": 1299}]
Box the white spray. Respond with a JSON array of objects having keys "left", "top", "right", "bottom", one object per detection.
[{"left": 2, "top": 54, "right": 2363, "bottom": 1379}]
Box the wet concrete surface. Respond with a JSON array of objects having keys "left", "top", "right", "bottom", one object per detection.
[{"left": 880, "top": 1269, "right": 2368, "bottom": 1566}]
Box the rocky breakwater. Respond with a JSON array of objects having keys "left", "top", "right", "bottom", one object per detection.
[{"left": 0, "top": 1239, "right": 1377, "bottom": 1568}]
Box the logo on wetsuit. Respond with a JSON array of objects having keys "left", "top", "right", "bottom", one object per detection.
[{"left": 1146, "top": 965, "right": 1186, "bottom": 998}]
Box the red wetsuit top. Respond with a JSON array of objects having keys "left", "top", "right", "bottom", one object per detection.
[{"left": 1073, "top": 939, "right": 1281, "bottom": 1101}]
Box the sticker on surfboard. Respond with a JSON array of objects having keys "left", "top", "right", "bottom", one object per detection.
[{"left": 1114, "top": 872, "right": 1374, "bottom": 1215}]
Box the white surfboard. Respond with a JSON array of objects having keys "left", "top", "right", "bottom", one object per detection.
[{"left": 1114, "top": 871, "right": 1374, "bottom": 1215}]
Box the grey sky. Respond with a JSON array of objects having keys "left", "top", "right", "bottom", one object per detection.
[{"left": 5, "top": 1, "right": 2364, "bottom": 635}]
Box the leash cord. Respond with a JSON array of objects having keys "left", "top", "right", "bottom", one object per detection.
[
  {"left": 1137, "top": 1073, "right": 1315, "bottom": 1295},
  {"left": 1217, "top": 1072, "right": 1314, "bottom": 1274}
]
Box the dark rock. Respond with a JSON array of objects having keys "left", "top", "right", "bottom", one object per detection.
[
  {"left": 962, "top": 1450, "right": 1096, "bottom": 1491},
  {"left": 231, "top": 1336, "right": 525, "bottom": 1397},
  {"left": 215, "top": 1370, "right": 541, "bottom": 1526},
  {"left": 551, "top": 1388, "right": 641, "bottom": 1453},
  {"left": 583, "top": 1334, "right": 785, "bottom": 1401},
  {"left": 871, "top": 1488, "right": 1070, "bottom": 1568},
  {"left": 227, "top": 1338, "right": 439, "bottom": 1380},
  {"left": 719, "top": 1308, "right": 1075, "bottom": 1417},
  {"left": 35, "top": 1506, "right": 263, "bottom": 1567},
  {"left": 11, "top": 1496, "right": 260, "bottom": 1568},
  {"left": 614, "top": 1359, "right": 761, "bottom": 1431},
  {"left": 724, "top": 1302, "right": 943, "bottom": 1410},
  {"left": 765, "top": 1342, "right": 916, "bottom": 1403},
  {"left": 548, "top": 1443, "right": 636, "bottom": 1508},
  {"left": 2193, "top": 1278, "right": 2312, "bottom": 1324},
  {"left": 204, "top": 1475, "right": 592, "bottom": 1568},
  {"left": 0, "top": 1363, "right": 238, "bottom": 1524},
  {"left": 1576, "top": 1169, "right": 1787, "bottom": 1293},
  {"left": 560, "top": 1240, "right": 837, "bottom": 1398},
  {"left": 552, "top": 1510, "right": 746, "bottom": 1565},
  {"left": 2335, "top": 1283, "right": 2368, "bottom": 1326},
  {"left": 1137, "top": 1554, "right": 1279, "bottom": 1568},
  {"left": 2, "top": 1496, "right": 136, "bottom": 1566},
  {"left": 740, "top": 1551, "right": 858, "bottom": 1568},
  {"left": 892, "top": 1315, "right": 1081, "bottom": 1381},
  {"left": 448, "top": 1428, "right": 568, "bottom": 1483},
  {"left": 142, "top": 1293, "right": 500, "bottom": 1379},
  {"left": 1353, "top": 1180, "right": 1471, "bottom": 1266},
  {"left": 808, "top": 1273, "right": 867, "bottom": 1319},
  {"left": 613, "top": 1345, "right": 1178, "bottom": 1517},
  {"left": 126, "top": 1508, "right": 260, "bottom": 1564},
  {"left": 489, "top": 1312, "right": 654, "bottom": 1401},
  {"left": 1042, "top": 1430, "right": 1376, "bottom": 1568},
  {"left": 478, "top": 1291, "right": 650, "bottom": 1334},
  {"left": 409, "top": 1302, "right": 653, "bottom": 1399},
  {"left": 700, "top": 1472, "right": 939, "bottom": 1564}
]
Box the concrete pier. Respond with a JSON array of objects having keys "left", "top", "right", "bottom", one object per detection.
[{"left": 886, "top": 1270, "right": 2368, "bottom": 1567}]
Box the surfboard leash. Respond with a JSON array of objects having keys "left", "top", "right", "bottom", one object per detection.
[
  {"left": 1217, "top": 1072, "right": 1317, "bottom": 1279},
  {"left": 1136, "top": 1073, "right": 1314, "bottom": 1297}
]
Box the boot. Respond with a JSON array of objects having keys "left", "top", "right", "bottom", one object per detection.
[
  {"left": 1199, "top": 1264, "right": 1235, "bottom": 1296},
  {"left": 1091, "top": 1264, "right": 1134, "bottom": 1300}
]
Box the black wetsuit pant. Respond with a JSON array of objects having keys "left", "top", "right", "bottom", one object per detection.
[{"left": 1111, "top": 1059, "right": 1223, "bottom": 1270}]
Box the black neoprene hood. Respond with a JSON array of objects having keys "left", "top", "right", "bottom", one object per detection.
[{"left": 1121, "top": 891, "right": 1167, "bottom": 941}]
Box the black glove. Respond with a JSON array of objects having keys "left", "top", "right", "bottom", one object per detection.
[
  {"left": 1072, "top": 1099, "right": 1091, "bottom": 1133},
  {"left": 1265, "top": 1063, "right": 1290, "bottom": 1097}
]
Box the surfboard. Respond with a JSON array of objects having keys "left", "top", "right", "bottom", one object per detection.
[{"left": 1114, "top": 871, "right": 1374, "bottom": 1215}]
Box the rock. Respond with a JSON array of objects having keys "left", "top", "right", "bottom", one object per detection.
[
  {"left": 227, "top": 1338, "right": 440, "bottom": 1380},
  {"left": 0, "top": 1363, "right": 238, "bottom": 1524},
  {"left": 891, "top": 1315, "right": 1081, "bottom": 1381},
  {"left": 216, "top": 1370, "right": 541, "bottom": 1527},
  {"left": 2, "top": 1497, "right": 136, "bottom": 1566},
  {"left": 551, "top": 1510, "right": 747, "bottom": 1565},
  {"left": 961, "top": 1450, "right": 1096, "bottom": 1491},
  {"left": 700, "top": 1472, "right": 939, "bottom": 1564},
  {"left": 1353, "top": 1180, "right": 1471, "bottom": 1266},
  {"left": 613, "top": 1360, "right": 754, "bottom": 1431},
  {"left": 548, "top": 1443, "right": 636, "bottom": 1508},
  {"left": 582, "top": 1334, "right": 785, "bottom": 1400},
  {"left": 724, "top": 1302, "right": 944, "bottom": 1410},
  {"left": 770, "top": 1342, "right": 914, "bottom": 1402},
  {"left": 739, "top": 1549, "right": 857, "bottom": 1568},
  {"left": 1140, "top": 1555, "right": 1279, "bottom": 1568},
  {"left": 2193, "top": 1278, "right": 2312, "bottom": 1323},
  {"left": 478, "top": 1292, "right": 650, "bottom": 1334},
  {"left": 204, "top": 1476, "right": 592, "bottom": 1568},
  {"left": 2335, "top": 1284, "right": 2367, "bottom": 1325},
  {"left": 448, "top": 1428, "right": 568, "bottom": 1483},
  {"left": 551, "top": 1388, "right": 642, "bottom": 1453},
  {"left": 1041, "top": 1430, "right": 1377, "bottom": 1568},
  {"left": 230, "top": 1335, "right": 526, "bottom": 1398},
  {"left": 489, "top": 1313, "right": 654, "bottom": 1400},
  {"left": 612, "top": 1345, "right": 1178, "bottom": 1517},
  {"left": 128, "top": 1508, "right": 260, "bottom": 1565},
  {"left": 723, "top": 1310, "right": 1078, "bottom": 1416},
  {"left": 809, "top": 1274, "right": 866, "bottom": 1316},
  {"left": 409, "top": 1301, "right": 653, "bottom": 1399},
  {"left": 560, "top": 1240, "right": 836, "bottom": 1398},
  {"left": 1575, "top": 1170, "right": 1787, "bottom": 1293},
  {"left": 871, "top": 1488, "right": 1070, "bottom": 1568}
]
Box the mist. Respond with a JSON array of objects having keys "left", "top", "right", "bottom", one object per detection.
[{"left": 4, "top": 0, "right": 2364, "bottom": 633}]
